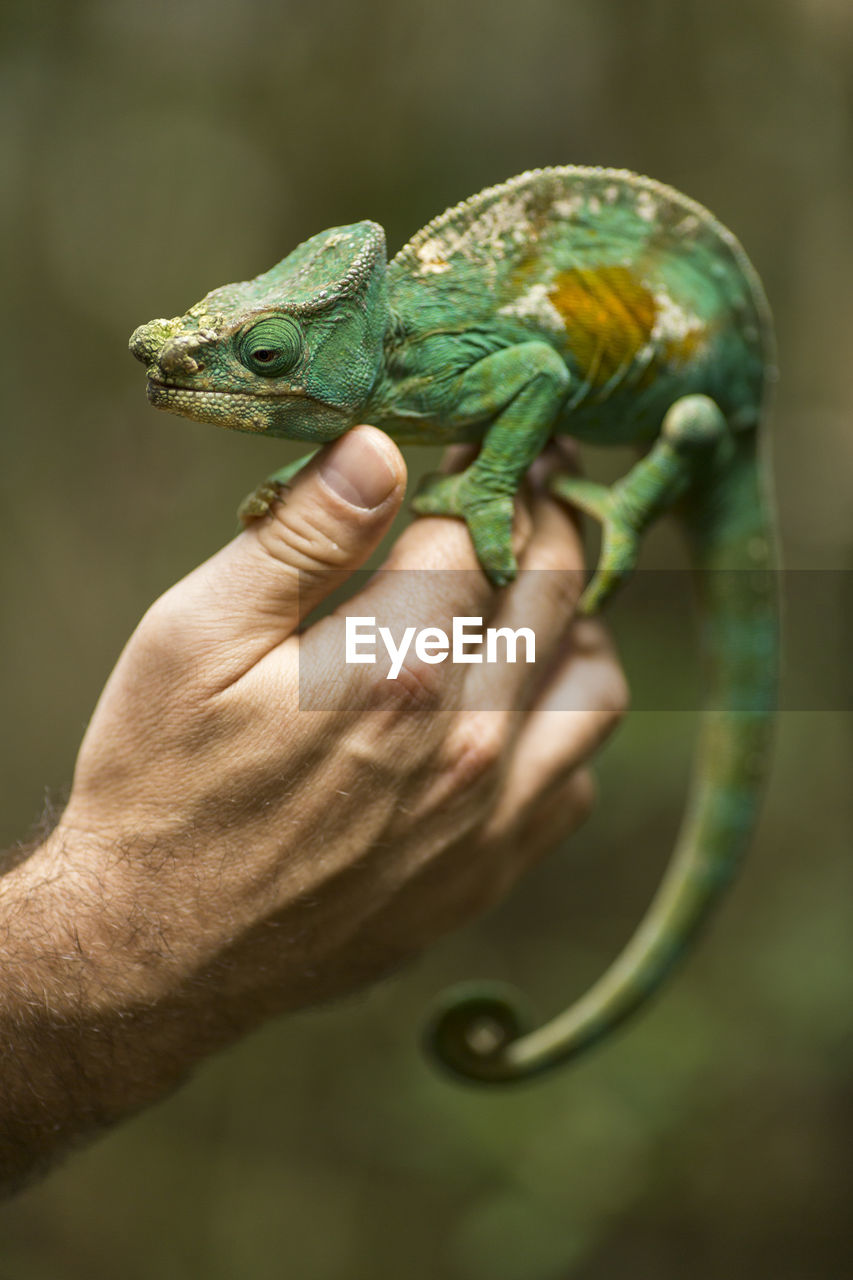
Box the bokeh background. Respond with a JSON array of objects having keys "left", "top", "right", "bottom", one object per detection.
[{"left": 1, "top": 0, "right": 851, "bottom": 1275}]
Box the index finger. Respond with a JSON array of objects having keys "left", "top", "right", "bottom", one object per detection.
[{"left": 293, "top": 479, "right": 536, "bottom": 712}]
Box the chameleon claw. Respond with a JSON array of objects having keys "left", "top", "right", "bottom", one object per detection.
[
  {"left": 237, "top": 482, "right": 283, "bottom": 525},
  {"left": 411, "top": 470, "right": 467, "bottom": 518},
  {"left": 237, "top": 451, "right": 319, "bottom": 526},
  {"left": 413, "top": 472, "right": 518, "bottom": 585},
  {"left": 548, "top": 473, "right": 614, "bottom": 524},
  {"left": 549, "top": 400, "right": 724, "bottom": 614},
  {"left": 550, "top": 473, "right": 640, "bottom": 613},
  {"left": 577, "top": 516, "right": 641, "bottom": 614}
]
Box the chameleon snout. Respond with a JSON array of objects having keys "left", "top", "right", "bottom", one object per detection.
[
  {"left": 129, "top": 319, "right": 174, "bottom": 366},
  {"left": 129, "top": 321, "right": 210, "bottom": 377}
]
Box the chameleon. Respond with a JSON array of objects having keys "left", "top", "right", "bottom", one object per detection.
[{"left": 129, "top": 166, "right": 777, "bottom": 1085}]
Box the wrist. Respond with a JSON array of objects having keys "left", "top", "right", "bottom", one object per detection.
[
  {"left": 11, "top": 823, "right": 180, "bottom": 1012},
  {"left": 0, "top": 830, "right": 232, "bottom": 1189}
]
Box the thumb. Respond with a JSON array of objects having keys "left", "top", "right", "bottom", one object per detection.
[{"left": 171, "top": 425, "right": 406, "bottom": 665}]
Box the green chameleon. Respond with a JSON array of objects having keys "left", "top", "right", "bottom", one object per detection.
[{"left": 130, "top": 166, "right": 777, "bottom": 1085}]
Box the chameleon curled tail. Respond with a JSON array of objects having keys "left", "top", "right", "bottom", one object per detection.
[{"left": 426, "top": 428, "right": 777, "bottom": 1083}]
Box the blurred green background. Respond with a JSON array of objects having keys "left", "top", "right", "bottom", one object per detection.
[{"left": 1, "top": 0, "right": 851, "bottom": 1275}]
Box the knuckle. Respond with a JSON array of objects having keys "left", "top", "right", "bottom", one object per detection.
[
  {"left": 442, "top": 712, "right": 508, "bottom": 790},
  {"left": 369, "top": 658, "right": 444, "bottom": 714}
]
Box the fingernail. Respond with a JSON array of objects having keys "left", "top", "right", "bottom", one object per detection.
[{"left": 319, "top": 428, "right": 399, "bottom": 510}]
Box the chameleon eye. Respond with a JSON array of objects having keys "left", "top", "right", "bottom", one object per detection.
[{"left": 238, "top": 316, "right": 303, "bottom": 377}]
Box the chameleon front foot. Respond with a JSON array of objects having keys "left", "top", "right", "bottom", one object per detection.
[
  {"left": 237, "top": 451, "right": 319, "bottom": 526},
  {"left": 413, "top": 471, "right": 517, "bottom": 586},
  {"left": 238, "top": 481, "right": 284, "bottom": 524}
]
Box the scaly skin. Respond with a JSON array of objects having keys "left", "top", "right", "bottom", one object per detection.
[{"left": 130, "top": 166, "right": 777, "bottom": 1084}]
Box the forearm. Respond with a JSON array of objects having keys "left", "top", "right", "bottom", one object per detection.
[{"left": 0, "top": 831, "right": 239, "bottom": 1194}]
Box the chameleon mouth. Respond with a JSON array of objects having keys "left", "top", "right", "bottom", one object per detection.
[
  {"left": 146, "top": 379, "right": 298, "bottom": 432},
  {"left": 145, "top": 378, "right": 353, "bottom": 442}
]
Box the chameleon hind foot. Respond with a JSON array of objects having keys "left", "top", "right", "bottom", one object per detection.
[
  {"left": 413, "top": 471, "right": 517, "bottom": 585},
  {"left": 237, "top": 450, "right": 319, "bottom": 525},
  {"left": 548, "top": 475, "right": 640, "bottom": 614},
  {"left": 551, "top": 395, "right": 729, "bottom": 615}
]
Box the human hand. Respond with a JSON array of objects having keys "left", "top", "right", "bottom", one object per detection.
[{"left": 0, "top": 425, "right": 626, "bottom": 1181}]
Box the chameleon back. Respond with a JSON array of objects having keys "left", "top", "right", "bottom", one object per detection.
[{"left": 389, "top": 167, "right": 772, "bottom": 444}]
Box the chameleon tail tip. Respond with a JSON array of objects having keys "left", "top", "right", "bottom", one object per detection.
[{"left": 423, "top": 982, "right": 533, "bottom": 1085}]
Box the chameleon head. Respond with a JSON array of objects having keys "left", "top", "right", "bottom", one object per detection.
[{"left": 129, "top": 222, "right": 389, "bottom": 442}]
